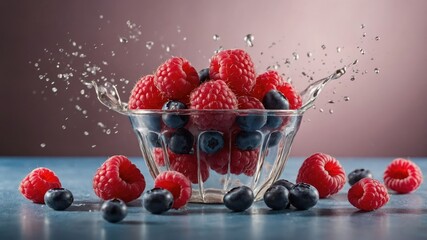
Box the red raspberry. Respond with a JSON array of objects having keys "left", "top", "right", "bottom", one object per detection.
[
  {"left": 189, "top": 80, "right": 238, "bottom": 130},
  {"left": 154, "top": 171, "right": 192, "bottom": 209},
  {"left": 154, "top": 57, "right": 199, "bottom": 102},
  {"left": 209, "top": 49, "right": 256, "bottom": 96},
  {"left": 296, "top": 153, "right": 346, "bottom": 198},
  {"left": 19, "top": 167, "right": 62, "bottom": 204},
  {"left": 348, "top": 178, "right": 390, "bottom": 211},
  {"left": 237, "top": 95, "right": 264, "bottom": 110},
  {"left": 128, "top": 75, "right": 168, "bottom": 109},
  {"left": 250, "top": 70, "right": 284, "bottom": 100},
  {"left": 202, "top": 148, "right": 229, "bottom": 175},
  {"left": 93, "top": 155, "right": 146, "bottom": 203},
  {"left": 276, "top": 82, "right": 302, "bottom": 110},
  {"left": 170, "top": 153, "right": 209, "bottom": 184},
  {"left": 230, "top": 148, "right": 259, "bottom": 176},
  {"left": 383, "top": 158, "right": 423, "bottom": 194}
]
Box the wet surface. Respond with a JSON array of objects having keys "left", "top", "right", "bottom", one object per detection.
[{"left": 1, "top": 157, "right": 426, "bottom": 240}]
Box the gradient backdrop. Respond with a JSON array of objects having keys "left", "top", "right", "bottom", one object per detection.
[{"left": 1, "top": 0, "right": 427, "bottom": 157}]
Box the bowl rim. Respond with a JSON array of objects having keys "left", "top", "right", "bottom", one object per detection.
[{"left": 126, "top": 108, "right": 305, "bottom": 116}]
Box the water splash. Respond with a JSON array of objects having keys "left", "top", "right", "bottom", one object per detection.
[
  {"left": 213, "top": 34, "right": 220, "bottom": 41},
  {"left": 244, "top": 34, "right": 254, "bottom": 47}
]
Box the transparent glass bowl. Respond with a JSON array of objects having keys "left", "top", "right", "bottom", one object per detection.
[{"left": 129, "top": 109, "right": 303, "bottom": 203}]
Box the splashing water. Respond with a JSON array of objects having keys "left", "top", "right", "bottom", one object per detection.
[{"left": 244, "top": 34, "right": 254, "bottom": 47}]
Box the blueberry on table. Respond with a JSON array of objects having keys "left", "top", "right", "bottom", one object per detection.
[
  {"left": 143, "top": 188, "right": 174, "bottom": 214},
  {"left": 289, "top": 183, "right": 319, "bottom": 210},
  {"left": 223, "top": 186, "right": 254, "bottom": 212},
  {"left": 198, "top": 68, "right": 210, "bottom": 83},
  {"left": 167, "top": 128, "right": 194, "bottom": 154},
  {"left": 162, "top": 100, "right": 189, "bottom": 129},
  {"left": 101, "top": 199, "right": 127, "bottom": 223},
  {"left": 263, "top": 185, "right": 290, "bottom": 210},
  {"left": 348, "top": 168, "right": 373, "bottom": 186},
  {"left": 271, "top": 179, "right": 295, "bottom": 191},
  {"left": 199, "top": 131, "right": 224, "bottom": 154},
  {"left": 44, "top": 188, "right": 74, "bottom": 211},
  {"left": 235, "top": 131, "right": 262, "bottom": 151}
]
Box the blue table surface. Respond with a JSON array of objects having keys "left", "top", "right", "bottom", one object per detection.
[{"left": 0, "top": 157, "right": 426, "bottom": 240}]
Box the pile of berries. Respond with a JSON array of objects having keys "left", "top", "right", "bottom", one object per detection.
[{"left": 128, "top": 49, "right": 303, "bottom": 183}]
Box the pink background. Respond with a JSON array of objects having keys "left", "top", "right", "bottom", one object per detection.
[{"left": 1, "top": 0, "right": 427, "bottom": 157}]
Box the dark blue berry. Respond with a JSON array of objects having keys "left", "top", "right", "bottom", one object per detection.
[
  {"left": 143, "top": 188, "right": 174, "bottom": 214},
  {"left": 143, "top": 115, "right": 162, "bottom": 131},
  {"left": 348, "top": 168, "right": 373, "bottom": 186},
  {"left": 167, "top": 128, "right": 194, "bottom": 154},
  {"left": 147, "top": 132, "right": 162, "bottom": 147},
  {"left": 199, "top": 131, "right": 224, "bottom": 154},
  {"left": 223, "top": 186, "right": 254, "bottom": 212},
  {"left": 101, "top": 199, "right": 127, "bottom": 223},
  {"left": 263, "top": 185, "right": 290, "bottom": 210},
  {"left": 162, "top": 100, "right": 189, "bottom": 129},
  {"left": 44, "top": 188, "right": 74, "bottom": 211},
  {"left": 198, "top": 68, "right": 210, "bottom": 83},
  {"left": 264, "top": 115, "right": 283, "bottom": 129},
  {"left": 266, "top": 131, "right": 283, "bottom": 148},
  {"left": 272, "top": 179, "right": 295, "bottom": 191},
  {"left": 289, "top": 183, "right": 319, "bottom": 210},
  {"left": 237, "top": 112, "right": 267, "bottom": 131},
  {"left": 262, "top": 89, "right": 290, "bottom": 110},
  {"left": 235, "top": 131, "right": 262, "bottom": 151}
]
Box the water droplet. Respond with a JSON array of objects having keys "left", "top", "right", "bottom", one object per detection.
[
  {"left": 61, "top": 125, "right": 66, "bottom": 130},
  {"left": 146, "top": 41, "right": 154, "bottom": 50},
  {"left": 375, "top": 36, "right": 380, "bottom": 41},
  {"left": 34, "top": 63, "right": 39, "bottom": 67},
  {"left": 362, "top": 32, "right": 367, "bottom": 37},
  {"left": 328, "top": 100, "right": 335, "bottom": 104},
  {"left": 336, "top": 47, "right": 341, "bottom": 53},
  {"left": 40, "top": 143, "right": 46, "bottom": 148},
  {"left": 307, "top": 52, "right": 313, "bottom": 58},
  {"left": 374, "top": 68, "right": 380, "bottom": 74},
  {"left": 106, "top": 129, "right": 111, "bottom": 135},
  {"left": 165, "top": 46, "right": 171, "bottom": 52},
  {"left": 359, "top": 49, "right": 365, "bottom": 55},
  {"left": 213, "top": 34, "right": 220, "bottom": 41},
  {"left": 284, "top": 58, "right": 291, "bottom": 65},
  {"left": 319, "top": 108, "right": 324, "bottom": 113},
  {"left": 51, "top": 87, "right": 57, "bottom": 93},
  {"left": 344, "top": 96, "right": 350, "bottom": 101},
  {"left": 97, "top": 122, "right": 106, "bottom": 128},
  {"left": 102, "top": 61, "right": 108, "bottom": 65},
  {"left": 99, "top": 15, "right": 104, "bottom": 19},
  {"left": 119, "top": 37, "right": 128, "bottom": 44},
  {"left": 80, "top": 89, "right": 85, "bottom": 95},
  {"left": 91, "top": 145, "right": 97, "bottom": 148},
  {"left": 361, "top": 24, "right": 365, "bottom": 29},
  {"left": 214, "top": 46, "right": 223, "bottom": 54},
  {"left": 350, "top": 75, "right": 355, "bottom": 81},
  {"left": 183, "top": 37, "right": 187, "bottom": 41},
  {"left": 352, "top": 59, "right": 359, "bottom": 65},
  {"left": 292, "top": 52, "right": 299, "bottom": 60},
  {"left": 329, "top": 109, "right": 334, "bottom": 114},
  {"left": 75, "top": 105, "right": 82, "bottom": 111},
  {"left": 59, "top": 48, "right": 64, "bottom": 53},
  {"left": 244, "top": 34, "right": 254, "bottom": 47},
  {"left": 321, "top": 44, "right": 326, "bottom": 50},
  {"left": 111, "top": 51, "right": 116, "bottom": 56}
]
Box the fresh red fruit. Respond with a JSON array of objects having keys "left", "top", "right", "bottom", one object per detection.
[
  {"left": 209, "top": 49, "right": 256, "bottom": 96},
  {"left": 237, "top": 95, "right": 265, "bottom": 110},
  {"left": 128, "top": 75, "right": 168, "bottom": 110},
  {"left": 276, "top": 82, "right": 302, "bottom": 110},
  {"left": 153, "top": 148, "right": 166, "bottom": 166},
  {"left": 250, "top": 70, "right": 285, "bottom": 100},
  {"left": 230, "top": 148, "right": 259, "bottom": 176},
  {"left": 19, "top": 167, "right": 62, "bottom": 204},
  {"left": 383, "top": 158, "right": 423, "bottom": 194},
  {"left": 296, "top": 153, "right": 346, "bottom": 198},
  {"left": 154, "top": 57, "right": 199, "bottom": 102},
  {"left": 202, "top": 148, "right": 229, "bottom": 175},
  {"left": 93, "top": 155, "right": 146, "bottom": 203},
  {"left": 154, "top": 171, "right": 192, "bottom": 209},
  {"left": 348, "top": 178, "right": 389, "bottom": 211},
  {"left": 189, "top": 80, "right": 238, "bottom": 130},
  {"left": 170, "top": 153, "right": 209, "bottom": 184}
]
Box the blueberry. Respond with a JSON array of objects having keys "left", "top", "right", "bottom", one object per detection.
[
  {"left": 348, "top": 168, "right": 373, "bottom": 186},
  {"left": 263, "top": 185, "right": 290, "bottom": 210},
  {"left": 235, "top": 131, "right": 262, "bottom": 151},
  {"left": 101, "top": 199, "right": 127, "bottom": 223},
  {"left": 167, "top": 128, "right": 194, "bottom": 154},
  {"left": 223, "top": 186, "right": 254, "bottom": 212},
  {"left": 262, "top": 89, "right": 290, "bottom": 110},
  {"left": 143, "top": 115, "right": 162, "bottom": 131},
  {"left": 264, "top": 115, "right": 283, "bottom": 129},
  {"left": 44, "top": 188, "right": 74, "bottom": 211},
  {"left": 237, "top": 112, "right": 267, "bottom": 131},
  {"left": 143, "top": 188, "right": 174, "bottom": 214},
  {"left": 199, "top": 131, "right": 224, "bottom": 154},
  {"left": 162, "top": 100, "right": 189, "bottom": 129},
  {"left": 289, "top": 183, "right": 319, "bottom": 210},
  {"left": 198, "top": 68, "right": 210, "bottom": 83},
  {"left": 147, "top": 132, "right": 162, "bottom": 147},
  {"left": 266, "top": 131, "right": 283, "bottom": 148},
  {"left": 272, "top": 179, "right": 295, "bottom": 191}
]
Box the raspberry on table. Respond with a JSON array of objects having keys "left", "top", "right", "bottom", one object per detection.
[
  {"left": 296, "top": 153, "right": 346, "bottom": 198},
  {"left": 383, "top": 158, "right": 423, "bottom": 194},
  {"left": 209, "top": 49, "right": 256, "bottom": 96},
  {"left": 154, "top": 171, "right": 192, "bottom": 209},
  {"left": 348, "top": 178, "right": 389, "bottom": 211},
  {"left": 170, "top": 153, "right": 209, "bottom": 184},
  {"left": 154, "top": 57, "right": 199, "bottom": 102},
  {"left": 251, "top": 70, "right": 285, "bottom": 101},
  {"left": 276, "top": 82, "right": 302, "bottom": 110},
  {"left": 189, "top": 80, "right": 238, "bottom": 130},
  {"left": 93, "top": 155, "right": 146, "bottom": 203},
  {"left": 19, "top": 167, "right": 62, "bottom": 204},
  {"left": 128, "top": 75, "right": 168, "bottom": 110}
]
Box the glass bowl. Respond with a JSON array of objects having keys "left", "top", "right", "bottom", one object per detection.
[{"left": 128, "top": 109, "right": 303, "bottom": 203}]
